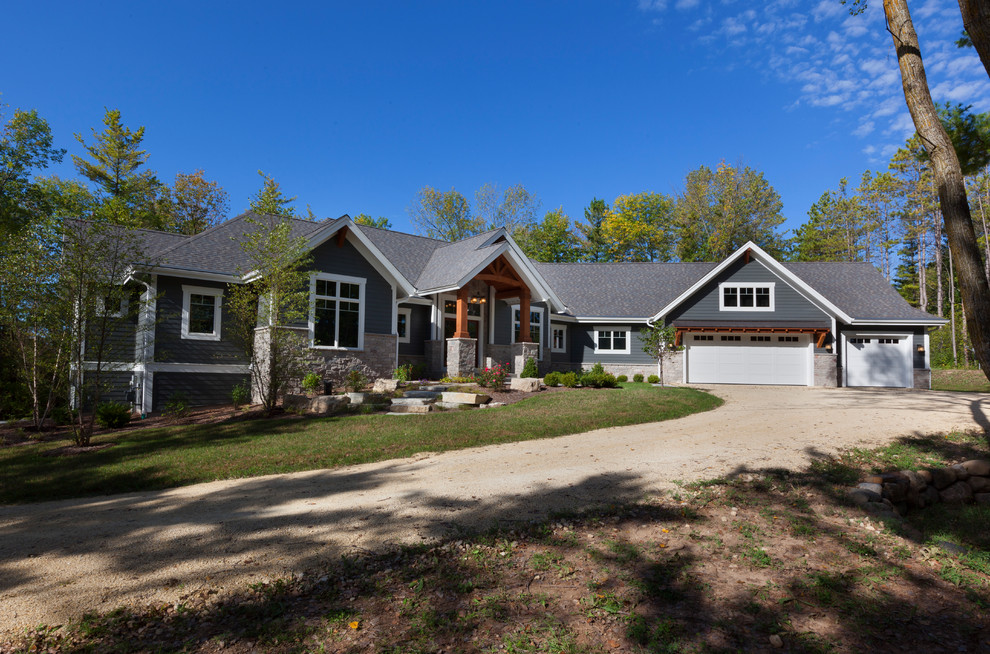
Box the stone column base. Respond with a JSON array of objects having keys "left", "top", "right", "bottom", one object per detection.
[
  {"left": 511, "top": 342, "right": 539, "bottom": 376},
  {"left": 446, "top": 338, "right": 477, "bottom": 378}
]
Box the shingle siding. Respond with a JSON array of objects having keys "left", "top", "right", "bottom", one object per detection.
[
  {"left": 398, "top": 304, "right": 432, "bottom": 356},
  {"left": 669, "top": 260, "right": 829, "bottom": 323},
  {"left": 570, "top": 324, "right": 654, "bottom": 366},
  {"left": 154, "top": 372, "right": 250, "bottom": 408}
]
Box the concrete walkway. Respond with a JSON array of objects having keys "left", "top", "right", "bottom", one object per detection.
[{"left": 1, "top": 385, "right": 987, "bottom": 633}]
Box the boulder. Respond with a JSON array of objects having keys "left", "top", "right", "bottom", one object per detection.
[
  {"left": 968, "top": 476, "right": 990, "bottom": 493},
  {"left": 959, "top": 459, "right": 990, "bottom": 477},
  {"left": 441, "top": 392, "right": 491, "bottom": 405},
  {"left": 857, "top": 482, "right": 883, "bottom": 496},
  {"left": 373, "top": 379, "right": 401, "bottom": 393},
  {"left": 900, "top": 470, "right": 927, "bottom": 492},
  {"left": 939, "top": 481, "right": 973, "bottom": 504},
  {"left": 863, "top": 475, "right": 884, "bottom": 485},
  {"left": 929, "top": 467, "right": 957, "bottom": 490},
  {"left": 916, "top": 469, "right": 933, "bottom": 485},
  {"left": 921, "top": 485, "right": 941, "bottom": 507},
  {"left": 509, "top": 377, "right": 541, "bottom": 392},
  {"left": 949, "top": 464, "right": 970, "bottom": 481},
  {"left": 847, "top": 488, "right": 882, "bottom": 506},
  {"left": 882, "top": 481, "right": 908, "bottom": 502},
  {"left": 310, "top": 395, "right": 350, "bottom": 414}
]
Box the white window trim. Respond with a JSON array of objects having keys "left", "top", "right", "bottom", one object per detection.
[
  {"left": 593, "top": 325, "right": 631, "bottom": 354},
  {"left": 97, "top": 292, "right": 128, "bottom": 319},
  {"left": 181, "top": 285, "right": 223, "bottom": 341},
  {"left": 397, "top": 307, "right": 411, "bottom": 344},
  {"left": 551, "top": 324, "right": 567, "bottom": 353},
  {"left": 510, "top": 304, "right": 544, "bottom": 348},
  {"left": 719, "top": 282, "right": 775, "bottom": 312},
  {"left": 309, "top": 272, "right": 366, "bottom": 350}
]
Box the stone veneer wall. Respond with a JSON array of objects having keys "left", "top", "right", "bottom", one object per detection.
[
  {"left": 814, "top": 353, "right": 838, "bottom": 387},
  {"left": 600, "top": 351, "right": 683, "bottom": 383},
  {"left": 446, "top": 338, "right": 477, "bottom": 377},
  {"left": 280, "top": 330, "right": 397, "bottom": 395},
  {"left": 485, "top": 344, "right": 512, "bottom": 370},
  {"left": 511, "top": 342, "right": 540, "bottom": 377},
  {"left": 913, "top": 368, "right": 931, "bottom": 390}
]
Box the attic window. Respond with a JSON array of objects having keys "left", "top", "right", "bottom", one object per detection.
[{"left": 719, "top": 283, "right": 774, "bottom": 312}]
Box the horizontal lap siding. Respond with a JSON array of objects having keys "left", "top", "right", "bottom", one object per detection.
[
  {"left": 84, "top": 287, "right": 140, "bottom": 361},
  {"left": 153, "top": 372, "right": 250, "bottom": 408},
  {"left": 310, "top": 239, "right": 394, "bottom": 335},
  {"left": 570, "top": 325, "right": 653, "bottom": 366},
  {"left": 669, "top": 260, "right": 828, "bottom": 323},
  {"left": 84, "top": 371, "right": 134, "bottom": 408},
  {"left": 155, "top": 276, "right": 248, "bottom": 365}
]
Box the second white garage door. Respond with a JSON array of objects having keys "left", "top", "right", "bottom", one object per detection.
[{"left": 686, "top": 333, "right": 811, "bottom": 385}]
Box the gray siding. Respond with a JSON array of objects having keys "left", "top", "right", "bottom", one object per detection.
[
  {"left": 84, "top": 287, "right": 140, "bottom": 361},
  {"left": 153, "top": 372, "right": 250, "bottom": 408},
  {"left": 570, "top": 324, "right": 654, "bottom": 366},
  {"left": 310, "top": 238, "right": 394, "bottom": 335},
  {"left": 81, "top": 371, "right": 134, "bottom": 409},
  {"left": 669, "top": 260, "right": 828, "bottom": 323},
  {"left": 494, "top": 300, "right": 549, "bottom": 349},
  {"left": 154, "top": 276, "right": 248, "bottom": 365},
  {"left": 398, "top": 304, "right": 431, "bottom": 356}
]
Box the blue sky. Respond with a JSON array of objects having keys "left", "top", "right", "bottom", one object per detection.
[{"left": 5, "top": 0, "right": 988, "bottom": 237}]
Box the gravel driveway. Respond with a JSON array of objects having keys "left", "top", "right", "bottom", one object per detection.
[{"left": 1, "top": 385, "right": 987, "bottom": 633}]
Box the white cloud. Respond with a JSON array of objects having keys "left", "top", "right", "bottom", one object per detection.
[
  {"left": 637, "top": 0, "right": 667, "bottom": 11},
  {"left": 811, "top": 0, "right": 842, "bottom": 22},
  {"left": 853, "top": 120, "right": 875, "bottom": 137},
  {"left": 675, "top": 0, "right": 700, "bottom": 9}
]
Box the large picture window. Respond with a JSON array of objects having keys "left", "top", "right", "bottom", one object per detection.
[
  {"left": 594, "top": 326, "right": 630, "bottom": 354},
  {"left": 311, "top": 274, "right": 365, "bottom": 349},
  {"left": 719, "top": 282, "right": 774, "bottom": 311},
  {"left": 181, "top": 285, "right": 223, "bottom": 341}
]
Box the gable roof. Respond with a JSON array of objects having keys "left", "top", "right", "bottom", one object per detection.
[{"left": 535, "top": 262, "right": 716, "bottom": 319}]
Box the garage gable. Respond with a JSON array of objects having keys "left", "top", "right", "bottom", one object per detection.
[{"left": 667, "top": 258, "right": 830, "bottom": 324}]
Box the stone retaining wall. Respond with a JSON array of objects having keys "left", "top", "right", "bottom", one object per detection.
[{"left": 848, "top": 459, "right": 990, "bottom": 517}]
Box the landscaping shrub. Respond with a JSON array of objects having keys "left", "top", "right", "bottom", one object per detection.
[
  {"left": 616, "top": 375, "right": 628, "bottom": 383},
  {"left": 163, "top": 393, "right": 190, "bottom": 419},
  {"left": 521, "top": 356, "right": 539, "bottom": 378},
  {"left": 50, "top": 406, "right": 77, "bottom": 426},
  {"left": 301, "top": 372, "right": 322, "bottom": 396},
  {"left": 393, "top": 363, "right": 414, "bottom": 381},
  {"left": 580, "top": 363, "right": 617, "bottom": 388},
  {"left": 544, "top": 371, "right": 562, "bottom": 386},
  {"left": 346, "top": 369, "right": 367, "bottom": 392},
  {"left": 647, "top": 374, "right": 660, "bottom": 384},
  {"left": 560, "top": 371, "right": 579, "bottom": 387},
  {"left": 231, "top": 383, "right": 250, "bottom": 407},
  {"left": 633, "top": 373, "right": 644, "bottom": 383},
  {"left": 476, "top": 363, "right": 510, "bottom": 389},
  {"left": 95, "top": 401, "right": 131, "bottom": 429}
]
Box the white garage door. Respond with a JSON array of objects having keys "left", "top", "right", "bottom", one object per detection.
[
  {"left": 845, "top": 335, "right": 911, "bottom": 387},
  {"left": 686, "top": 333, "right": 810, "bottom": 385}
]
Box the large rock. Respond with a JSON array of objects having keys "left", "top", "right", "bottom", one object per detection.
[
  {"left": 939, "top": 481, "right": 973, "bottom": 504},
  {"left": 949, "top": 464, "right": 970, "bottom": 481},
  {"left": 509, "top": 377, "right": 541, "bottom": 392},
  {"left": 968, "top": 476, "right": 990, "bottom": 493},
  {"left": 310, "top": 395, "right": 351, "bottom": 414},
  {"left": 960, "top": 459, "right": 990, "bottom": 477},
  {"left": 921, "top": 485, "right": 941, "bottom": 507},
  {"left": 929, "top": 467, "right": 957, "bottom": 490},
  {"left": 900, "top": 470, "right": 927, "bottom": 492},
  {"left": 857, "top": 482, "right": 883, "bottom": 496},
  {"left": 848, "top": 488, "right": 882, "bottom": 505},
  {"left": 373, "top": 379, "right": 401, "bottom": 393},
  {"left": 441, "top": 392, "right": 491, "bottom": 405}
]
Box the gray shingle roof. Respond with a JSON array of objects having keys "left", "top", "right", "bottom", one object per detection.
[
  {"left": 535, "top": 262, "right": 717, "bottom": 318},
  {"left": 783, "top": 262, "right": 937, "bottom": 322},
  {"left": 353, "top": 224, "right": 447, "bottom": 284},
  {"left": 152, "top": 212, "right": 329, "bottom": 276},
  {"left": 415, "top": 231, "right": 505, "bottom": 291}
]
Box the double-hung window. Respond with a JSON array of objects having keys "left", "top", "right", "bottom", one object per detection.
[
  {"left": 181, "top": 285, "right": 223, "bottom": 341},
  {"left": 396, "top": 307, "right": 411, "bottom": 343},
  {"left": 594, "top": 326, "right": 630, "bottom": 354},
  {"left": 551, "top": 325, "right": 567, "bottom": 353},
  {"left": 719, "top": 283, "right": 774, "bottom": 311},
  {"left": 311, "top": 274, "right": 365, "bottom": 349}
]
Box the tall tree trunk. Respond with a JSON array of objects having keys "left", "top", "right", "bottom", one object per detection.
[
  {"left": 979, "top": 185, "right": 990, "bottom": 282},
  {"left": 919, "top": 219, "right": 928, "bottom": 310},
  {"left": 885, "top": 0, "right": 990, "bottom": 380},
  {"left": 959, "top": 1, "right": 990, "bottom": 78},
  {"left": 950, "top": 246, "right": 958, "bottom": 365},
  {"left": 935, "top": 218, "right": 944, "bottom": 317}
]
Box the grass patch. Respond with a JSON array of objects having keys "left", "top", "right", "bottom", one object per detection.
[
  {"left": 931, "top": 368, "right": 990, "bottom": 392},
  {"left": 0, "top": 386, "right": 720, "bottom": 505}
]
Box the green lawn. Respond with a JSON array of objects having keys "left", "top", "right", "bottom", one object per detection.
[
  {"left": 932, "top": 368, "right": 990, "bottom": 392},
  {"left": 0, "top": 384, "right": 721, "bottom": 506}
]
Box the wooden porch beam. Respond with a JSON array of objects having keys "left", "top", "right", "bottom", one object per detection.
[
  {"left": 518, "top": 287, "right": 531, "bottom": 343},
  {"left": 454, "top": 287, "right": 470, "bottom": 338}
]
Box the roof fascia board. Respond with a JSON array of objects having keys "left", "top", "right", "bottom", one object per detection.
[
  {"left": 306, "top": 218, "right": 416, "bottom": 296},
  {"left": 478, "top": 228, "right": 508, "bottom": 248},
  {"left": 848, "top": 318, "right": 947, "bottom": 326},
  {"left": 648, "top": 242, "right": 852, "bottom": 324},
  {"left": 145, "top": 265, "right": 241, "bottom": 284},
  {"left": 500, "top": 240, "right": 567, "bottom": 312},
  {"left": 574, "top": 316, "right": 651, "bottom": 324}
]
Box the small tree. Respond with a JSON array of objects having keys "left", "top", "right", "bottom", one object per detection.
[
  {"left": 227, "top": 213, "right": 312, "bottom": 413},
  {"left": 640, "top": 322, "right": 677, "bottom": 387}
]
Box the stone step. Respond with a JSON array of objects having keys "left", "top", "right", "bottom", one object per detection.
[
  {"left": 403, "top": 390, "right": 440, "bottom": 399},
  {"left": 391, "top": 397, "right": 435, "bottom": 407},
  {"left": 417, "top": 385, "right": 449, "bottom": 392},
  {"left": 435, "top": 401, "right": 475, "bottom": 410},
  {"left": 388, "top": 404, "right": 433, "bottom": 414}
]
